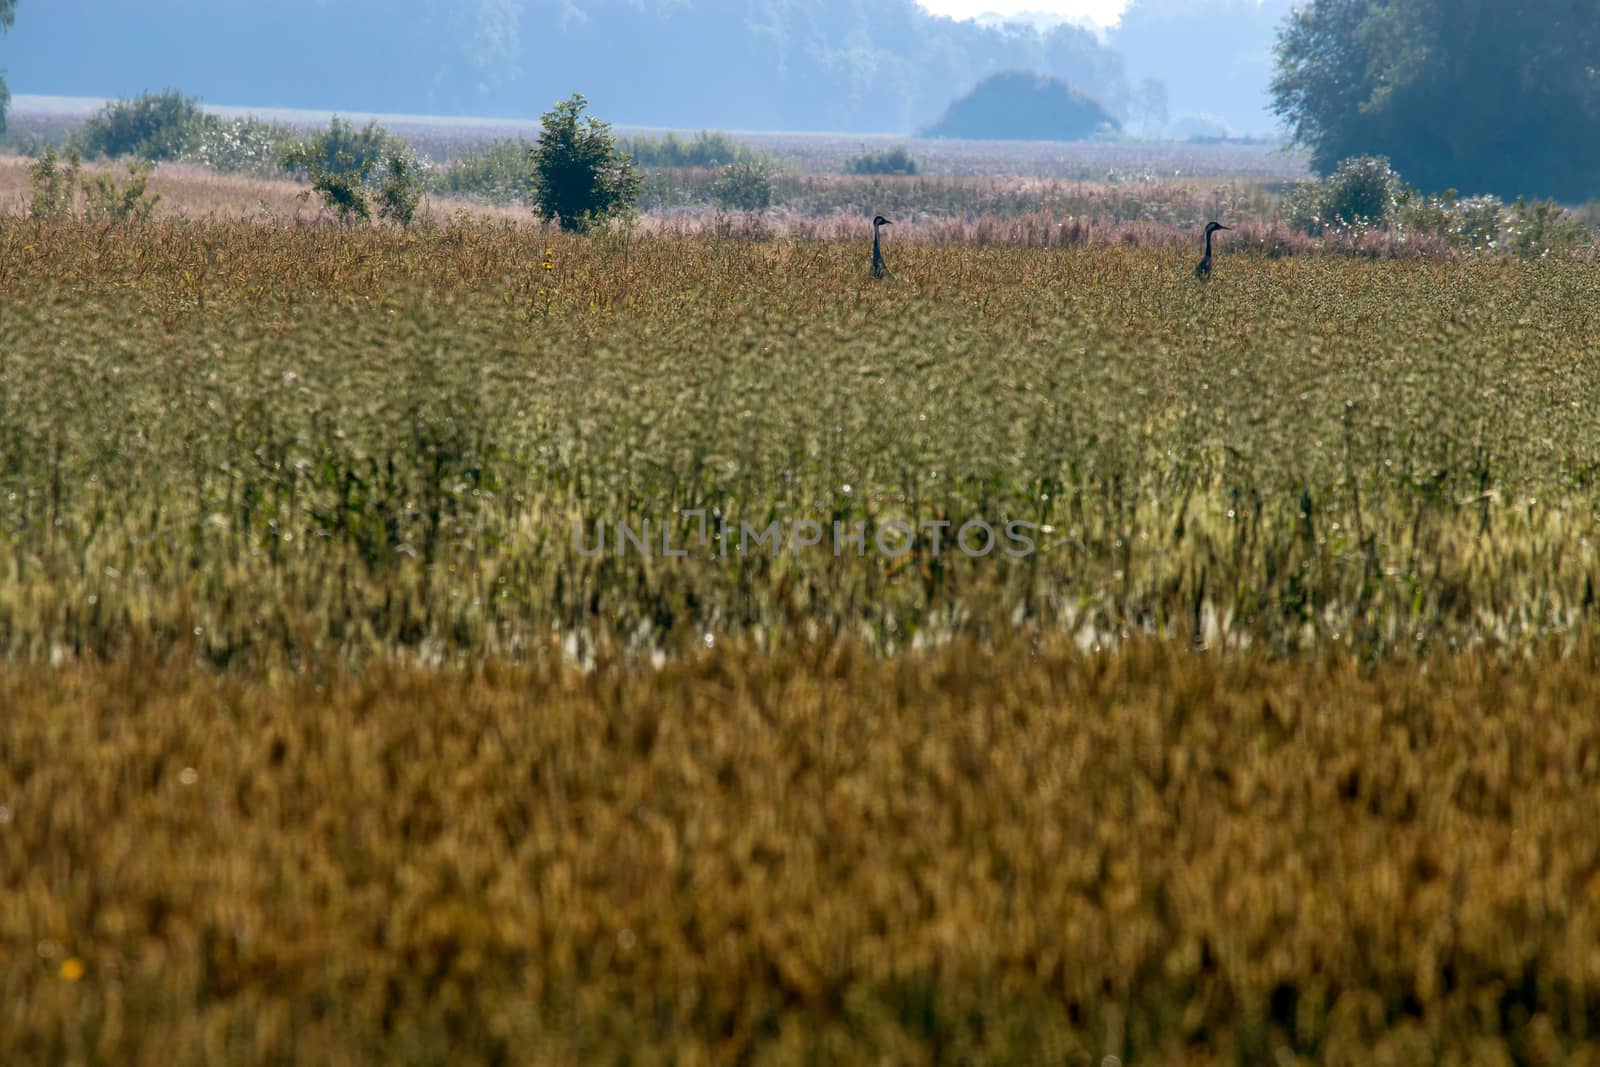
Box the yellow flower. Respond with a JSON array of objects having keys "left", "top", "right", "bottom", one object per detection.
[{"left": 59, "top": 958, "right": 85, "bottom": 982}]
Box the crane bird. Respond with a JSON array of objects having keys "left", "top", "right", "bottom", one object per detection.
[
  {"left": 1194, "top": 221, "right": 1232, "bottom": 280},
  {"left": 871, "top": 215, "right": 894, "bottom": 280},
  {"left": 1196, "top": 222, "right": 1228, "bottom": 281}
]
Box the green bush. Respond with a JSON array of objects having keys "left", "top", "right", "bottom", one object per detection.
[
  {"left": 80, "top": 161, "right": 161, "bottom": 223},
  {"left": 282, "top": 117, "right": 413, "bottom": 187},
  {"left": 1284, "top": 155, "right": 1401, "bottom": 236},
  {"left": 710, "top": 160, "right": 774, "bottom": 211},
  {"left": 286, "top": 145, "right": 373, "bottom": 225},
  {"left": 74, "top": 90, "right": 217, "bottom": 161},
  {"left": 1453, "top": 196, "right": 1511, "bottom": 249},
  {"left": 532, "top": 94, "right": 640, "bottom": 233},
  {"left": 28, "top": 146, "right": 80, "bottom": 221},
  {"left": 283, "top": 118, "right": 428, "bottom": 225},
  {"left": 433, "top": 138, "right": 535, "bottom": 203},
  {"left": 844, "top": 145, "right": 919, "bottom": 176},
  {"left": 1505, "top": 197, "right": 1592, "bottom": 258},
  {"left": 621, "top": 130, "right": 756, "bottom": 169},
  {"left": 377, "top": 153, "right": 424, "bottom": 228},
  {"left": 1392, "top": 189, "right": 1505, "bottom": 251}
]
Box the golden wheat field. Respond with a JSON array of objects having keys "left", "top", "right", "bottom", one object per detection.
[{"left": 4, "top": 183, "right": 1600, "bottom": 1064}]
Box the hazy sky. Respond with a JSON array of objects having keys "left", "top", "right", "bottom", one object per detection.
[{"left": 916, "top": 0, "right": 1131, "bottom": 26}]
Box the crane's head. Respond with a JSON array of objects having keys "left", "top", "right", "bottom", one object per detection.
[
  {"left": 873, "top": 215, "right": 893, "bottom": 228},
  {"left": 1205, "top": 221, "right": 1232, "bottom": 235}
]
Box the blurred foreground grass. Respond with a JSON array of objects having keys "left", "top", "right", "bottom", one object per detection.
[{"left": 6, "top": 639, "right": 1600, "bottom": 1064}]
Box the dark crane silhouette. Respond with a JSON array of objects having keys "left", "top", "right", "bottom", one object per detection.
[
  {"left": 871, "top": 215, "right": 894, "bottom": 279},
  {"left": 1194, "top": 221, "right": 1231, "bottom": 280}
]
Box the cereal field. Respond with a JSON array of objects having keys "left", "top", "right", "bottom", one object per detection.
[{"left": 4, "top": 177, "right": 1600, "bottom": 1065}]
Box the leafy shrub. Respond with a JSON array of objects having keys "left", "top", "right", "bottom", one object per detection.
[
  {"left": 377, "top": 153, "right": 424, "bottom": 227},
  {"left": 1452, "top": 196, "right": 1511, "bottom": 249},
  {"left": 282, "top": 117, "right": 413, "bottom": 187},
  {"left": 80, "top": 161, "right": 161, "bottom": 223},
  {"left": 286, "top": 146, "right": 373, "bottom": 224},
  {"left": 1505, "top": 197, "right": 1592, "bottom": 258},
  {"left": 710, "top": 160, "right": 774, "bottom": 211},
  {"left": 844, "top": 145, "right": 919, "bottom": 176},
  {"left": 1285, "top": 157, "right": 1594, "bottom": 256},
  {"left": 620, "top": 130, "right": 756, "bottom": 169},
  {"left": 532, "top": 93, "right": 640, "bottom": 233},
  {"left": 29, "top": 147, "right": 81, "bottom": 220},
  {"left": 433, "top": 138, "right": 535, "bottom": 203},
  {"left": 282, "top": 118, "right": 428, "bottom": 224},
  {"left": 74, "top": 90, "right": 217, "bottom": 161},
  {"left": 1284, "top": 155, "right": 1401, "bottom": 236},
  {"left": 184, "top": 116, "right": 298, "bottom": 175},
  {"left": 1392, "top": 189, "right": 1505, "bottom": 251}
]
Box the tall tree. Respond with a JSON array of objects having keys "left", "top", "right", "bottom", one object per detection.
[
  {"left": 0, "top": 0, "right": 15, "bottom": 134},
  {"left": 1272, "top": 0, "right": 1600, "bottom": 200}
]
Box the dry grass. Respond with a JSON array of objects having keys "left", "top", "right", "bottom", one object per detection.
[
  {"left": 5, "top": 156, "right": 1585, "bottom": 258},
  {"left": 0, "top": 157, "right": 527, "bottom": 225},
  {"left": 3, "top": 155, "right": 1269, "bottom": 239},
  {"left": 5, "top": 639, "right": 1600, "bottom": 1065}
]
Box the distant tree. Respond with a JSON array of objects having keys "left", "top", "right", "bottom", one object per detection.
[
  {"left": 530, "top": 93, "right": 640, "bottom": 233},
  {"left": 1272, "top": 0, "right": 1600, "bottom": 200},
  {"left": 0, "top": 0, "right": 16, "bottom": 135},
  {"left": 921, "top": 71, "right": 1120, "bottom": 142}
]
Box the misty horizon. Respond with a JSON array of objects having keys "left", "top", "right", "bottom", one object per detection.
[{"left": 0, "top": 0, "right": 1293, "bottom": 139}]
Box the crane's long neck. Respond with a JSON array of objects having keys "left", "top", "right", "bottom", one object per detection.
[
  {"left": 873, "top": 226, "right": 882, "bottom": 261},
  {"left": 1204, "top": 228, "right": 1214, "bottom": 260}
]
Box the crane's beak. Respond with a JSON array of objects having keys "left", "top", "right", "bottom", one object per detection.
[{"left": 1219, "top": 225, "right": 1233, "bottom": 230}]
